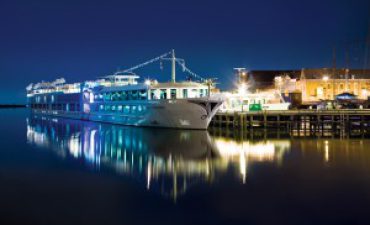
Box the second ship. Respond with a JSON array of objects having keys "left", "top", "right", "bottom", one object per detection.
[{"left": 26, "top": 50, "right": 224, "bottom": 129}]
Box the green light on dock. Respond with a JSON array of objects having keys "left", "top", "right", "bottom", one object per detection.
[{"left": 249, "top": 104, "right": 262, "bottom": 111}]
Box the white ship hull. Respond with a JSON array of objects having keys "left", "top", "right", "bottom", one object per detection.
[
  {"left": 27, "top": 50, "right": 223, "bottom": 129},
  {"left": 31, "top": 97, "right": 223, "bottom": 130}
]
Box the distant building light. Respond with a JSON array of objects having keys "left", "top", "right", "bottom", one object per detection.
[
  {"left": 144, "top": 79, "right": 151, "bottom": 86},
  {"left": 238, "top": 83, "right": 247, "bottom": 95},
  {"left": 323, "top": 76, "right": 329, "bottom": 81},
  {"left": 362, "top": 89, "right": 368, "bottom": 97}
]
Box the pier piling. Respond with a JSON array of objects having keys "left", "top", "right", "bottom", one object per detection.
[{"left": 211, "top": 110, "right": 370, "bottom": 137}]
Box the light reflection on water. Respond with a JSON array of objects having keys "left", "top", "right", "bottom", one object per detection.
[
  {"left": 26, "top": 115, "right": 291, "bottom": 200},
  {"left": 0, "top": 108, "right": 365, "bottom": 224}
]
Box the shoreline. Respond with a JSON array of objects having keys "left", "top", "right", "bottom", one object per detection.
[{"left": 0, "top": 104, "right": 26, "bottom": 108}]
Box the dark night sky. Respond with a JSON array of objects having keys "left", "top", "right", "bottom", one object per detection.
[{"left": 0, "top": 0, "right": 369, "bottom": 103}]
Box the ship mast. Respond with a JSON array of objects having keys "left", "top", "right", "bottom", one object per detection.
[
  {"left": 114, "top": 49, "right": 205, "bottom": 82},
  {"left": 171, "top": 49, "right": 176, "bottom": 83}
]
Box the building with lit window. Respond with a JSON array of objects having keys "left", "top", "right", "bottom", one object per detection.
[{"left": 244, "top": 68, "right": 370, "bottom": 103}]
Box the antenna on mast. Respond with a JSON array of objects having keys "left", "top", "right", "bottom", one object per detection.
[{"left": 171, "top": 49, "right": 176, "bottom": 83}]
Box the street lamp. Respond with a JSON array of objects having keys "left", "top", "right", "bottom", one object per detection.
[{"left": 234, "top": 67, "right": 246, "bottom": 84}]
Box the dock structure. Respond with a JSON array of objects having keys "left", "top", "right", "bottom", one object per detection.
[{"left": 211, "top": 110, "right": 370, "bottom": 137}]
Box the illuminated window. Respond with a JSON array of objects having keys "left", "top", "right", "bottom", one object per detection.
[
  {"left": 131, "top": 90, "right": 138, "bottom": 100},
  {"left": 150, "top": 89, "right": 157, "bottom": 99},
  {"left": 111, "top": 92, "right": 119, "bottom": 101},
  {"left": 111, "top": 92, "right": 116, "bottom": 101},
  {"left": 132, "top": 105, "right": 137, "bottom": 114},
  {"left": 139, "top": 90, "right": 147, "bottom": 100},
  {"left": 183, "top": 89, "right": 188, "bottom": 98},
  {"left": 200, "top": 89, "right": 204, "bottom": 97},
  {"left": 121, "top": 91, "right": 127, "bottom": 100},
  {"left": 362, "top": 89, "right": 368, "bottom": 97},
  {"left": 191, "top": 89, "right": 198, "bottom": 98},
  {"left": 317, "top": 87, "right": 323, "bottom": 97},
  {"left": 160, "top": 89, "right": 167, "bottom": 99},
  {"left": 104, "top": 93, "right": 111, "bottom": 101},
  {"left": 170, "top": 89, "right": 177, "bottom": 99},
  {"left": 123, "top": 105, "right": 130, "bottom": 114}
]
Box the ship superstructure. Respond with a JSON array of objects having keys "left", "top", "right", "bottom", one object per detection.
[{"left": 26, "top": 50, "right": 223, "bottom": 129}]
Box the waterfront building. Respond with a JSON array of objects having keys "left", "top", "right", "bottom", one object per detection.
[
  {"left": 271, "top": 68, "right": 370, "bottom": 103},
  {"left": 219, "top": 91, "right": 290, "bottom": 112},
  {"left": 221, "top": 68, "right": 290, "bottom": 112}
]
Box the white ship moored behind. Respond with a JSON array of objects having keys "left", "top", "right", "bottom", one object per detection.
[{"left": 26, "top": 50, "right": 224, "bottom": 129}]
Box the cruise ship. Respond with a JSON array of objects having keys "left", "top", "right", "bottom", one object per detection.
[{"left": 26, "top": 50, "right": 224, "bottom": 129}]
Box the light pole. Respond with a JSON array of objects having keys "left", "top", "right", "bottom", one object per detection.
[{"left": 234, "top": 68, "right": 246, "bottom": 85}]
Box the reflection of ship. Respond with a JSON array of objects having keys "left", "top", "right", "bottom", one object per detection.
[
  {"left": 27, "top": 115, "right": 290, "bottom": 200},
  {"left": 27, "top": 115, "right": 222, "bottom": 199}
]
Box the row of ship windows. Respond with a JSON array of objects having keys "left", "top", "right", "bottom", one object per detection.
[
  {"left": 30, "top": 103, "right": 80, "bottom": 111},
  {"left": 94, "top": 90, "right": 148, "bottom": 101},
  {"left": 30, "top": 103, "right": 146, "bottom": 114},
  {"left": 94, "top": 89, "right": 208, "bottom": 101},
  {"left": 94, "top": 104, "right": 146, "bottom": 113}
]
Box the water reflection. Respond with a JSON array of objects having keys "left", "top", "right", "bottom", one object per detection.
[
  {"left": 214, "top": 138, "right": 290, "bottom": 183},
  {"left": 26, "top": 115, "right": 290, "bottom": 200}
]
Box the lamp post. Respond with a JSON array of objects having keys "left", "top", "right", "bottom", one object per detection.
[
  {"left": 332, "top": 47, "right": 336, "bottom": 100},
  {"left": 234, "top": 68, "right": 247, "bottom": 85},
  {"left": 322, "top": 75, "right": 329, "bottom": 100}
]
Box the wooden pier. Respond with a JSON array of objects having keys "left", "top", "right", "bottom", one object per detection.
[{"left": 211, "top": 110, "right": 370, "bottom": 137}]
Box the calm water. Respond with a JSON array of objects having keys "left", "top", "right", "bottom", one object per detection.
[{"left": 1, "top": 109, "right": 370, "bottom": 225}]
